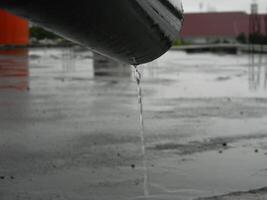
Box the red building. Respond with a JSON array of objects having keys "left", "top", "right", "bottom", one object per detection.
[
  {"left": 180, "top": 12, "right": 266, "bottom": 44},
  {"left": 0, "top": 9, "right": 29, "bottom": 45}
]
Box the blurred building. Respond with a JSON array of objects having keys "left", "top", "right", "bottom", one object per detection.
[
  {"left": 0, "top": 9, "right": 29, "bottom": 46},
  {"left": 180, "top": 12, "right": 266, "bottom": 44}
]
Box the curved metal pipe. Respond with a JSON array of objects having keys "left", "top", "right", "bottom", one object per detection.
[{"left": 0, "top": 0, "right": 183, "bottom": 65}]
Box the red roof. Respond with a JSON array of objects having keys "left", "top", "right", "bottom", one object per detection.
[{"left": 180, "top": 12, "right": 266, "bottom": 38}]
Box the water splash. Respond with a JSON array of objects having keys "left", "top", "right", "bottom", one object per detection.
[{"left": 133, "top": 65, "right": 149, "bottom": 198}]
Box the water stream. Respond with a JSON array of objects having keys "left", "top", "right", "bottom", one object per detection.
[{"left": 133, "top": 65, "right": 150, "bottom": 198}]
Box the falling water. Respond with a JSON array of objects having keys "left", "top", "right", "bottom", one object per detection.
[{"left": 133, "top": 65, "right": 149, "bottom": 198}]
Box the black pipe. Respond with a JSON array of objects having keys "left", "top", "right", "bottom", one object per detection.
[{"left": 0, "top": 0, "right": 183, "bottom": 65}]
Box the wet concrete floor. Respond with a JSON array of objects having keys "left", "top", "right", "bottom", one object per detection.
[{"left": 0, "top": 48, "right": 267, "bottom": 200}]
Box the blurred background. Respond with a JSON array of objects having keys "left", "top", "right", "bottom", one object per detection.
[{"left": 1, "top": 1, "right": 267, "bottom": 200}]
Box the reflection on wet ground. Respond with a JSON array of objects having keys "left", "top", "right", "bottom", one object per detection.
[
  {"left": 0, "top": 49, "right": 29, "bottom": 91},
  {"left": 0, "top": 48, "right": 267, "bottom": 200},
  {"left": 94, "top": 53, "right": 131, "bottom": 77},
  {"left": 249, "top": 53, "right": 267, "bottom": 91}
]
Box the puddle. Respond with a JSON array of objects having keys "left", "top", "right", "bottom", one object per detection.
[{"left": 146, "top": 138, "right": 267, "bottom": 199}]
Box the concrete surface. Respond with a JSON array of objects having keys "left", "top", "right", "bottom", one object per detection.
[{"left": 0, "top": 48, "right": 267, "bottom": 200}]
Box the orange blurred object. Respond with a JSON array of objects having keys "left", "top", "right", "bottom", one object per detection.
[{"left": 0, "top": 9, "right": 29, "bottom": 45}]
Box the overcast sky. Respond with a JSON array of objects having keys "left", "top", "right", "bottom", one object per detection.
[{"left": 182, "top": 0, "right": 267, "bottom": 13}]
